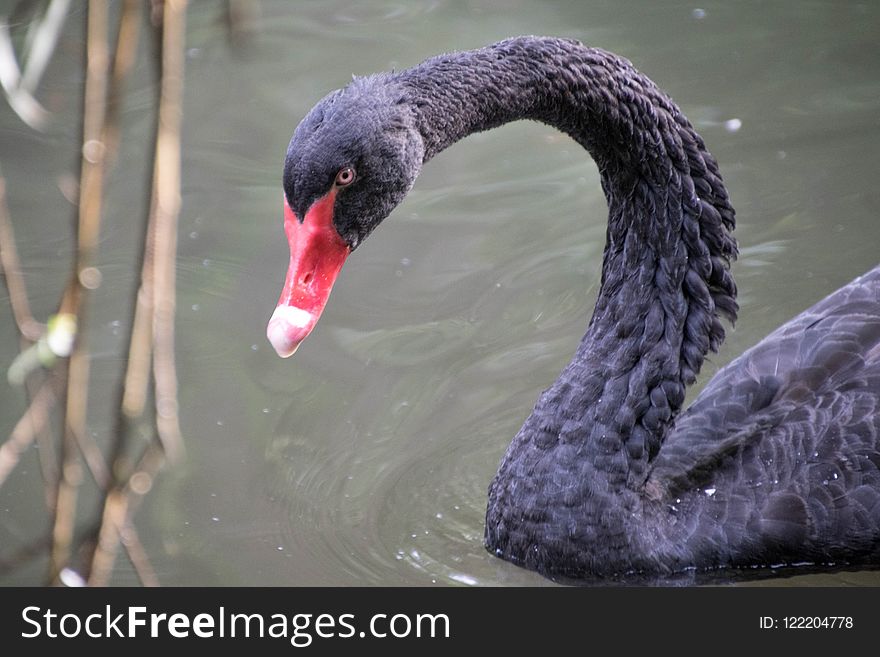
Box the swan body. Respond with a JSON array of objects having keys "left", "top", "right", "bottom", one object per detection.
[{"left": 269, "top": 37, "right": 880, "bottom": 580}]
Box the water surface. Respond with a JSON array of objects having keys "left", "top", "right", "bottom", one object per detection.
[{"left": 1, "top": 0, "right": 879, "bottom": 586}]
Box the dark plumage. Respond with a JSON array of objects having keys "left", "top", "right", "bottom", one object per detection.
[{"left": 275, "top": 36, "right": 880, "bottom": 581}]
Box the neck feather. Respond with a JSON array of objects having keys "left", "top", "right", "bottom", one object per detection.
[{"left": 402, "top": 36, "right": 736, "bottom": 497}]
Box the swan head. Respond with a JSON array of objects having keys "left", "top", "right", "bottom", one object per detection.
[{"left": 268, "top": 75, "right": 425, "bottom": 358}]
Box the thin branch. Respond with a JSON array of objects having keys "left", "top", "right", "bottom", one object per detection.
[
  {"left": 71, "top": 413, "right": 110, "bottom": 490},
  {"left": 49, "top": 0, "right": 111, "bottom": 585},
  {"left": 103, "top": 0, "right": 142, "bottom": 164},
  {"left": 0, "top": 381, "right": 54, "bottom": 487},
  {"left": 0, "top": 530, "right": 55, "bottom": 575},
  {"left": 152, "top": 0, "right": 186, "bottom": 465},
  {"left": 120, "top": 520, "right": 160, "bottom": 587},
  {"left": 88, "top": 442, "right": 165, "bottom": 586},
  {"left": 104, "top": 0, "right": 152, "bottom": 466},
  {"left": 120, "top": 285, "right": 154, "bottom": 419},
  {"left": 0, "top": 518, "right": 93, "bottom": 576},
  {"left": 0, "top": 0, "right": 70, "bottom": 129},
  {"left": 0, "top": 19, "right": 48, "bottom": 129},
  {"left": 20, "top": 0, "right": 71, "bottom": 93},
  {"left": 111, "top": 0, "right": 156, "bottom": 454},
  {"left": 0, "top": 177, "right": 42, "bottom": 341},
  {"left": 225, "top": 0, "right": 260, "bottom": 49},
  {"left": 27, "top": 370, "right": 60, "bottom": 509},
  {"left": 87, "top": 488, "right": 127, "bottom": 586}
]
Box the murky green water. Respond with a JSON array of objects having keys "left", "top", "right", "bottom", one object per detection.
[{"left": 1, "top": 1, "right": 879, "bottom": 585}]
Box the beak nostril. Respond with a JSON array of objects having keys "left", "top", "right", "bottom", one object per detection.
[{"left": 302, "top": 272, "right": 314, "bottom": 285}]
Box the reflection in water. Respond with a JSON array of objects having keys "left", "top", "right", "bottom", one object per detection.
[{"left": 1, "top": 1, "right": 880, "bottom": 586}]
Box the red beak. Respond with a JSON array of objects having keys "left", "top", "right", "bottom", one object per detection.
[{"left": 267, "top": 191, "right": 350, "bottom": 357}]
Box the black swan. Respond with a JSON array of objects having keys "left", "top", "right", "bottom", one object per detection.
[{"left": 267, "top": 36, "right": 880, "bottom": 580}]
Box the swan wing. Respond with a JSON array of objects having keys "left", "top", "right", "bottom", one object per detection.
[{"left": 647, "top": 265, "right": 880, "bottom": 514}]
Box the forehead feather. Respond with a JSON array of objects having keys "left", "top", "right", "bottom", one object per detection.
[{"left": 290, "top": 80, "right": 399, "bottom": 168}]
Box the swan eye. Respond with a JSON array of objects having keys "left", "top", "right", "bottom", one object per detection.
[{"left": 334, "top": 166, "right": 356, "bottom": 187}]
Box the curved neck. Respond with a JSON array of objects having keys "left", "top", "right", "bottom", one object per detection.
[{"left": 400, "top": 37, "right": 737, "bottom": 489}]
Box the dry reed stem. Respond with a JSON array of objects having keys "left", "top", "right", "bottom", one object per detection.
[
  {"left": 120, "top": 520, "right": 160, "bottom": 587},
  {"left": 0, "top": 178, "right": 42, "bottom": 340},
  {"left": 103, "top": 0, "right": 142, "bottom": 164},
  {"left": 3, "top": 0, "right": 203, "bottom": 588},
  {"left": 27, "top": 372, "right": 60, "bottom": 509},
  {"left": 49, "top": 0, "right": 110, "bottom": 585},
  {"left": 0, "top": 382, "right": 54, "bottom": 487},
  {"left": 88, "top": 441, "right": 166, "bottom": 585},
  {"left": 87, "top": 488, "right": 128, "bottom": 585},
  {"left": 152, "top": 0, "right": 186, "bottom": 465},
  {"left": 0, "top": 0, "right": 70, "bottom": 130},
  {"left": 87, "top": 0, "right": 188, "bottom": 585}
]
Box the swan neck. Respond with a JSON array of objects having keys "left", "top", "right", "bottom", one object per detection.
[
  {"left": 401, "top": 37, "right": 680, "bottom": 184},
  {"left": 402, "top": 37, "right": 736, "bottom": 495},
  {"left": 398, "top": 36, "right": 741, "bottom": 574},
  {"left": 403, "top": 35, "right": 736, "bottom": 448}
]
